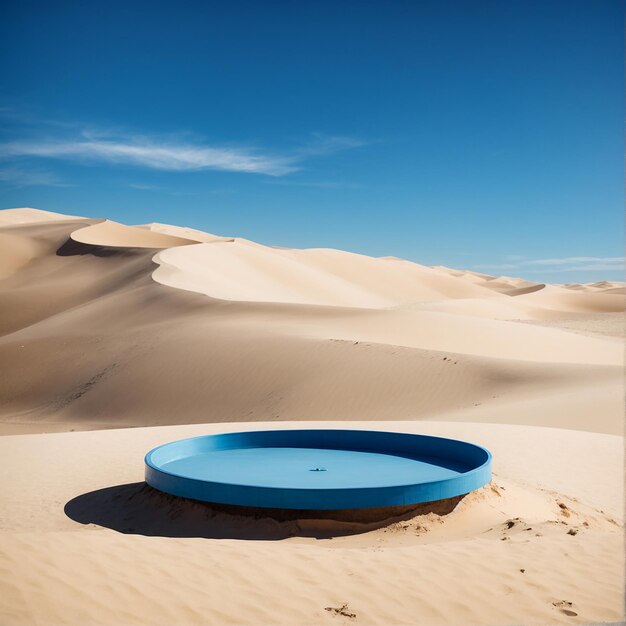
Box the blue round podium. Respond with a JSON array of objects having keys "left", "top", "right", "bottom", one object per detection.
[{"left": 145, "top": 429, "right": 491, "bottom": 510}]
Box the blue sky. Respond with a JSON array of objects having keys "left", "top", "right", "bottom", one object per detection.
[{"left": 0, "top": 0, "right": 622, "bottom": 283}]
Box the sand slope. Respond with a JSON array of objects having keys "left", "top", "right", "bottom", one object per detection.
[
  {"left": 436, "top": 265, "right": 626, "bottom": 310},
  {"left": 153, "top": 241, "right": 503, "bottom": 308},
  {"left": 153, "top": 238, "right": 624, "bottom": 316},
  {"left": 71, "top": 219, "right": 198, "bottom": 248},
  {"left": 0, "top": 207, "right": 86, "bottom": 225},
  {"left": 0, "top": 210, "right": 622, "bottom": 435},
  {"left": 515, "top": 283, "right": 625, "bottom": 313},
  {"left": 137, "top": 222, "right": 234, "bottom": 243}
]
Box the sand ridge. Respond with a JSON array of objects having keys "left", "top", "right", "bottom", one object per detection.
[
  {"left": 70, "top": 219, "right": 200, "bottom": 248},
  {"left": 136, "top": 222, "right": 235, "bottom": 244},
  {"left": 0, "top": 207, "right": 87, "bottom": 225},
  {"left": 152, "top": 240, "right": 506, "bottom": 308},
  {"left": 0, "top": 208, "right": 622, "bottom": 435},
  {"left": 152, "top": 228, "right": 624, "bottom": 317}
]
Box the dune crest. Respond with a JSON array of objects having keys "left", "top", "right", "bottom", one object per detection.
[
  {"left": 136, "top": 222, "right": 234, "bottom": 244},
  {"left": 150, "top": 233, "right": 625, "bottom": 317},
  {"left": 0, "top": 207, "right": 86, "bottom": 225},
  {"left": 0, "top": 208, "right": 622, "bottom": 433},
  {"left": 70, "top": 219, "right": 198, "bottom": 249},
  {"left": 153, "top": 240, "right": 503, "bottom": 308},
  {"left": 515, "top": 283, "right": 625, "bottom": 314}
]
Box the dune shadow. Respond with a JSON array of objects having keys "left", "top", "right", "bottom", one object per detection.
[
  {"left": 64, "top": 482, "right": 465, "bottom": 541},
  {"left": 507, "top": 283, "right": 546, "bottom": 296},
  {"left": 56, "top": 237, "right": 154, "bottom": 258}
]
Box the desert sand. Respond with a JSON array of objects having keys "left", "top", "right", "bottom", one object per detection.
[{"left": 0, "top": 207, "right": 623, "bottom": 625}]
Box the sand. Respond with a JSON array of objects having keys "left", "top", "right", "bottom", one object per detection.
[
  {"left": 0, "top": 207, "right": 86, "bottom": 225},
  {"left": 0, "top": 207, "right": 623, "bottom": 625},
  {"left": 137, "top": 222, "right": 235, "bottom": 244},
  {"left": 71, "top": 219, "right": 199, "bottom": 248},
  {"left": 153, "top": 243, "right": 506, "bottom": 307},
  {"left": 0, "top": 420, "right": 622, "bottom": 625}
]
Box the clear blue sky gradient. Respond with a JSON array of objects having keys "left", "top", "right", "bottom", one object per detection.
[{"left": 0, "top": 0, "right": 623, "bottom": 282}]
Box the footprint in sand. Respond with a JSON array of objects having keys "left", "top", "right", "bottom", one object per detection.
[
  {"left": 325, "top": 603, "right": 357, "bottom": 619},
  {"left": 557, "top": 502, "right": 572, "bottom": 518},
  {"left": 552, "top": 600, "right": 578, "bottom": 617}
]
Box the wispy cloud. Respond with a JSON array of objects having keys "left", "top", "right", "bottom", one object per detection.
[
  {"left": 128, "top": 182, "right": 162, "bottom": 191},
  {"left": 0, "top": 165, "right": 70, "bottom": 188},
  {"left": 266, "top": 179, "right": 362, "bottom": 189},
  {"left": 544, "top": 264, "right": 625, "bottom": 272},
  {"left": 295, "top": 133, "right": 367, "bottom": 157},
  {"left": 0, "top": 106, "right": 85, "bottom": 132},
  {"left": 522, "top": 256, "right": 624, "bottom": 267},
  {"left": 0, "top": 138, "right": 298, "bottom": 176},
  {"left": 0, "top": 110, "right": 367, "bottom": 178},
  {"left": 474, "top": 256, "right": 624, "bottom": 274}
]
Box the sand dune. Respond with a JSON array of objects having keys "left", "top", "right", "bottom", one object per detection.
[
  {"left": 0, "top": 218, "right": 159, "bottom": 337},
  {"left": 0, "top": 207, "right": 86, "bottom": 225},
  {"left": 438, "top": 265, "right": 626, "bottom": 304},
  {"left": 71, "top": 219, "right": 198, "bottom": 248},
  {"left": 562, "top": 281, "right": 626, "bottom": 295},
  {"left": 433, "top": 266, "right": 544, "bottom": 295},
  {"left": 563, "top": 281, "right": 626, "bottom": 292},
  {"left": 153, "top": 241, "right": 502, "bottom": 308},
  {"left": 0, "top": 230, "right": 52, "bottom": 280},
  {"left": 588, "top": 280, "right": 618, "bottom": 290},
  {"left": 0, "top": 209, "right": 622, "bottom": 435},
  {"left": 137, "top": 222, "right": 234, "bottom": 243},
  {"left": 516, "top": 283, "right": 625, "bottom": 313},
  {"left": 0, "top": 207, "right": 623, "bottom": 625}
]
